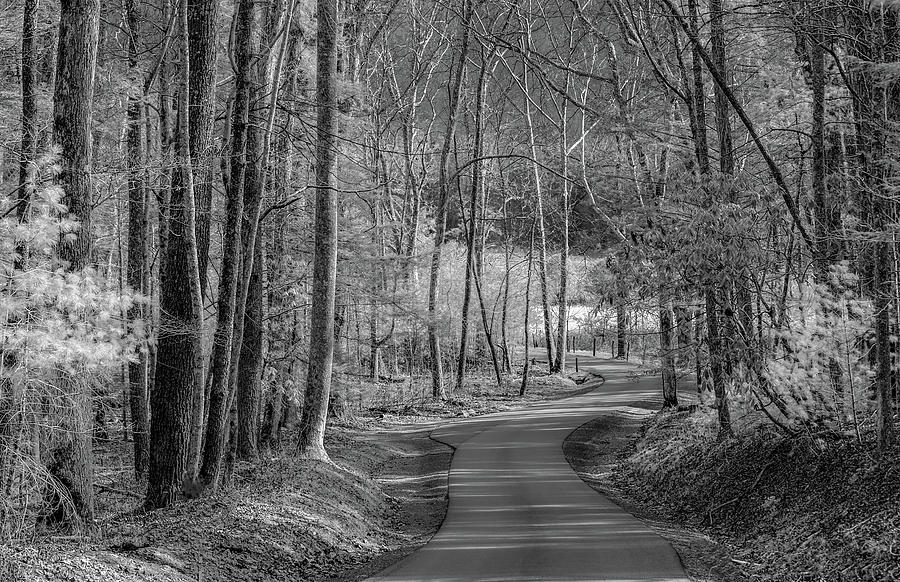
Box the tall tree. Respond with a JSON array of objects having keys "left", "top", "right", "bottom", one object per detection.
[
  {"left": 298, "top": 0, "right": 339, "bottom": 459},
  {"left": 707, "top": 0, "right": 734, "bottom": 438},
  {"left": 189, "top": 0, "right": 221, "bottom": 297},
  {"left": 455, "top": 43, "right": 490, "bottom": 391},
  {"left": 125, "top": 0, "right": 150, "bottom": 479},
  {"left": 185, "top": 0, "right": 222, "bottom": 470},
  {"left": 197, "top": 0, "right": 256, "bottom": 490},
  {"left": 47, "top": 0, "right": 101, "bottom": 524},
  {"left": 0, "top": 0, "right": 40, "bottom": 505},
  {"left": 146, "top": 0, "right": 207, "bottom": 509},
  {"left": 426, "top": 0, "right": 473, "bottom": 399}
]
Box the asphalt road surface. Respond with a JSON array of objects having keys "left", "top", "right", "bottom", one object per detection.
[{"left": 366, "top": 355, "right": 691, "bottom": 582}]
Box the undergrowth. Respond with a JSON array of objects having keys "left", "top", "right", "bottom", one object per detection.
[{"left": 617, "top": 408, "right": 900, "bottom": 581}]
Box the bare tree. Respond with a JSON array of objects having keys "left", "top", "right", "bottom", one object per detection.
[{"left": 426, "top": 0, "right": 473, "bottom": 399}]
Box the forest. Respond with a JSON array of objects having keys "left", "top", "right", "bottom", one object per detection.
[{"left": 0, "top": 0, "right": 898, "bottom": 580}]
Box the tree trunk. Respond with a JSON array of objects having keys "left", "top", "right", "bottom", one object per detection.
[
  {"left": 706, "top": 289, "right": 732, "bottom": 439},
  {"left": 125, "top": 0, "right": 149, "bottom": 479},
  {"left": 875, "top": 238, "right": 895, "bottom": 449},
  {"left": 660, "top": 285, "right": 678, "bottom": 408},
  {"left": 45, "top": 0, "right": 101, "bottom": 526},
  {"left": 520, "top": 224, "right": 536, "bottom": 396},
  {"left": 188, "top": 0, "right": 220, "bottom": 296},
  {"left": 182, "top": 0, "right": 220, "bottom": 472},
  {"left": 709, "top": 0, "right": 734, "bottom": 177},
  {"left": 0, "top": 0, "right": 40, "bottom": 505},
  {"left": 500, "top": 195, "right": 512, "bottom": 373},
  {"left": 616, "top": 303, "right": 627, "bottom": 359},
  {"left": 146, "top": 0, "right": 206, "bottom": 510},
  {"left": 196, "top": 0, "right": 255, "bottom": 488},
  {"left": 427, "top": 0, "right": 472, "bottom": 399},
  {"left": 552, "top": 74, "right": 571, "bottom": 374},
  {"left": 455, "top": 45, "right": 489, "bottom": 392},
  {"left": 298, "top": 0, "right": 339, "bottom": 460},
  {"left": 18, "top": 0, "right": 37, "bottom": 224},
  {"left": 237, "top": 243, "right": 265, "bottom": 460},
  {"left": 520, "top": 32, "right": 555, "bottom": 368},
  {"left": 707, "top": 0, "right": 735, "bottom": 437}
]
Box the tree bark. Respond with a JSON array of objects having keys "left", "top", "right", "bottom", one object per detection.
[
  {"left": 45, "top": 0, "right": 101, "bottom": 525},
  {"left": 298, "top": 0, "right": 339, "bottom": 459},
  {"left": 709, "top": 0, "right": 734, "bottom": 177},
  {"left": 196, "top": 0, "right": 255, "bottom": 488},
  {"left": 125, "top": 0, "right": 150, "bottom": 479},
  {"left": 0, "top": 0, "right": 40, "bottom": 505},
  {"left": 18, "top": 0, "right": 37, "bottom": 224},
  {"left": 146, "top": 0, "right": 206, "bottom": 510},
  {"left": 706, "top": 290, "right": 732, "bottom": 439},
  {"left": 616, "top": 303, "right": 627, "bottom": 359},
  {"left": 237, "top": 243, "right": 265, "bottom": 460},
  {"left": 188, "top": 0, "right": 220, "bottom": 296},
  {"left": 660, "top": 285, "right": 678, "bottom": 408}
]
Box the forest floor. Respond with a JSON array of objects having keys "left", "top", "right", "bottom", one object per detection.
[
  {"left": 0, "top": 367, "right": 591, "bottom": 582},
  {"left": 565, "top": 390, "right": 900, "bottom": 582}
]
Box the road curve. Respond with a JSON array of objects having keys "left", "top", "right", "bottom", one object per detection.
[{"left": 366, "top": 356, "right": 691, "bottom": 582}]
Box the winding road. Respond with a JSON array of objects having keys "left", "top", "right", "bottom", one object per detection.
[{"left": 367, "top": 356, "right": 691, "bottom": 582}]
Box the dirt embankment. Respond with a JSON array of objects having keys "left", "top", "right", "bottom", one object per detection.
[
  {"left": 1, "top": 371, "right": 584, "bottom": 582},
  {"left": 0, "top": 425, "right": 451, "bottom": 582},
  {"left": 565, "top": 401, "right": 900, "bottom": 582}
]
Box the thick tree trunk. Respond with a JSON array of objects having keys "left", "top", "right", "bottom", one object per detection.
[
  {"left": 18, "top": 0, "right": 37, "bottom": 222},
  {"left": 146, "top": 0, "right": 206, "bottom": 510},
  {"left": 706, "top": 0, "right": 735, "bottom": 436},
  {"left": 125, "top": 0, "right": 150, "bottom": 479},
  {"left": 188, "top": 0, "right": 220, "bottom": 296},
  {"left": 298, "top": 0, "right": 338, "bottom": 459},
  {"left": 237, "top": 244, "right": 265, "bottom": 460},
  {"left": 204, "top": 0, "right": 294, "bottom": 482},
  {"left": 197, "top": 0, "right": 255, "bottom": 488},
  {"left": 45, "top": 0, "right": 101, "bottom": 525},
  {"left": 183, "top": 0, "right": 220, "bottom": 472}
]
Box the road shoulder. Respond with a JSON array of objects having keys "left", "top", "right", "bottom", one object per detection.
[{"left": 563, "top": 398, "right": 747, "bottom": 582}]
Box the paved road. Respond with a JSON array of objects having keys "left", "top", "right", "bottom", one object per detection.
[{"left": 367, "top": 356, "right": 691, "bottom": 582}]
